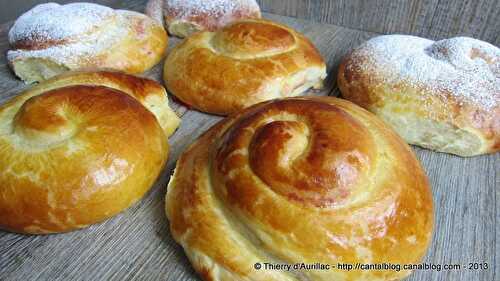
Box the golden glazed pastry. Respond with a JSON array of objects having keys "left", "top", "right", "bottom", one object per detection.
[
  {"left": 166, "top": 97, "right": 434, "bottom": 281},
  {"left": 145, "top": 0, "right": 261, "bottom": 38},
  {"left": 0, "top": 71, "right": 180, "bottom": 234},
  {"left": 338, "top": 35, "right": 500, "bottom": 156},
  {"left": 164, "top": 19, "right": 327, "bottom": 115},
  {"left": 7, "top": 2, "right": 168, "bottom": 84}
]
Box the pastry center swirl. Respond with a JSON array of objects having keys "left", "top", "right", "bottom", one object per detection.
[
  {"left": 215, "top": 99, "right": 376, "bottom": 207},
  {"left": 11, "top": 85, "right": 133, "bottom": 147},
  {"left": 13, "top": 88, "right": 81, "bottom": 146},
  {"left": 211, "top": 21, "right": 296, "bottom": 59}
]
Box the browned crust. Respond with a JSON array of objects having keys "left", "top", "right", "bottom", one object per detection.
[
  {"left": 166, "top": 97, "right": 434, "bottom": 281},
  {"left": 0, "top": 71, "right": 172, "bottom": 234},
  {"left": 163, "top": 19, "right": 326, "bottom": 115}
]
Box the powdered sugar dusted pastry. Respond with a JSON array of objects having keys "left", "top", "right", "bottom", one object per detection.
[
  {"left": 7, "top": 2, "right": 168, "bottom": 83},
  {"left": 338, "top": 35, "right": 499, "bottom": 156},
  {"left": 146, "top": 0, "right": 261, "bottom": 37}
]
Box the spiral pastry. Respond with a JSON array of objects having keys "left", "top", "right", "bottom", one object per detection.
[
  {"left": 146, "top": 0, "right": 261, "bottom": 38},
  {"left": 164, "top": 19, "right": 327, "bottom": 115},
  {"left": 0, "top": 71, "right": 180, "bottom": 234},
  {"left": 338, "top": 35, "right": 499, "bottom": 156},
  {"left": 7, "top": 2, "right": 167, "bottom": 83},
  {"left": 166, "top": 97, "right": 433, "bottom": 281}
]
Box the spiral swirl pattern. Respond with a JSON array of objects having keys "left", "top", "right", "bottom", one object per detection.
[
  {"left": 7, "top": 2, "right": 167, "bottom": 83},
  {"left": 164, "top": 19, "right": 326, "bottom": 115},
  {"left": 166, "top": 97, "right": 433, "bottom": 281},
  {"left": 0, "top": 71, "right": 179, "bottom": 234}
]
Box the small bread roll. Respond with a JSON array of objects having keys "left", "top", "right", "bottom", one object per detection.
[
  {"left": 166, "top": 97, "right": 433, "bottom": 281},
  {"left": 146, "top": 0, "right": 261, "bottom": 38},
  {"left": 0, "top": 71, "right": 180, "bottom": 234},
  {"left": 7, "top": 3, "right": 168, "bottom": 84},
  {"left": 164, "top": 19, "right": 327, "bottom": 115},
  {"left": 338, "top": 35, "right": 499, "bottom": 156}
]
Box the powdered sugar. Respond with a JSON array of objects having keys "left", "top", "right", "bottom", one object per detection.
[
  {"left": 9, "top": 3, "right": 115, "bottom": 45},
  {"left": 350, "top": 35, "right": 499, "bottom": 109},
  {"left": 7, "top": 3, "right": 131, "bottom": 68},
  {"left": 165, "top": 0, "right": 260, "bottom": 20}
]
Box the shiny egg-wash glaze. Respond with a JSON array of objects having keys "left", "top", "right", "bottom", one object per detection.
[
  {"left": 0, "top": 71, "right": 180, "bottom": 234},
  {"left": 164, "top": 19, "right": 327, "bottom": 115},
  {"left": 166, "top": 97, "right": 434, "bottom": 281}
]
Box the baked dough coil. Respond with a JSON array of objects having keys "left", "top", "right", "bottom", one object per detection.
[
  {"left": 0, "top": 71, "right": 180, "bottom": 234},
  {"left": 338, "top": 35, "right": 499, "bottom": 156},
  {"left": 146, "top": 0, "right": 261, "bottom": 38},
  {"left": 164, "top": 19, "right": 327, "bottom": 115},
  {"left": 166, "top": 97, "right": 433, "bottom": 281},
  {"left": 7, "top": 2, "right": 168, "bottom": 83}
]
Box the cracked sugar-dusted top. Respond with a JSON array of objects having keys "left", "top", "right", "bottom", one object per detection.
[
  {"left": 163, "top": 0, "right": 261, "bottom": 32},
  {"left": 348, "top": 35, "right": 499, "bottom": 109},
  {"left": 9, "top": 2, "right": 116, "bottom": 49},
  {"left": 166, "top": 0, "right": 259, "bottom": 17},
  {"left": 6, "top": 1, "right": 169, "bottom": 78}
]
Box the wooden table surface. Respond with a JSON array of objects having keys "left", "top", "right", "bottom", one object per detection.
[{"left": 0, "top": 1, "right": 498, "bottom": 281}]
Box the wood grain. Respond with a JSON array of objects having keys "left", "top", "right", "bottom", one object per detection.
[
  {"left": 0, "top": 1, "right": 498, "bottom": 281},
  {"left": 257, "top": 0, "right": 500, "bottom": 46}
]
